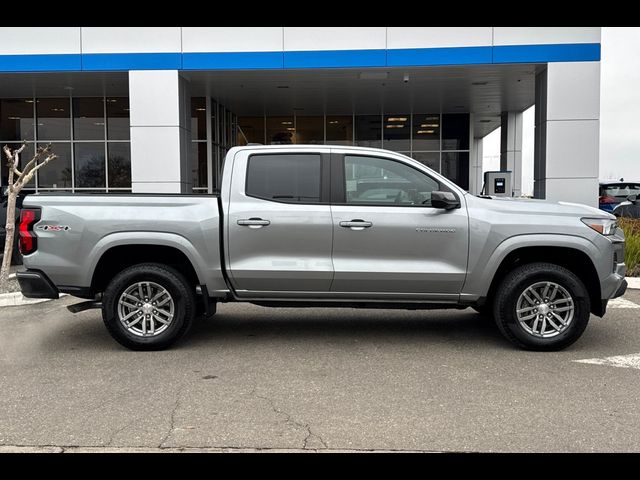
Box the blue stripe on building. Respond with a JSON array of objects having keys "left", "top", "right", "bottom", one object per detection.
[{"left": 0, "top": 43, "right": 601, "bottom": 73}]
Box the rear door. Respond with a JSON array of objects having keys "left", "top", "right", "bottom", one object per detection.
[
  {"left": 226, "top": 148, "right": 333, "bottom": 296},
  {"left": 329, "top": 151, "right": 469, "bottom": 301}
]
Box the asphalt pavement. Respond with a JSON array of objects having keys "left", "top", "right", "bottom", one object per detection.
[{"left": 1, "top": 290, "right": 640, "bottom": 452}]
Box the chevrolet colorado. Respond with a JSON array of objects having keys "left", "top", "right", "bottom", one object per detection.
[{"left": 16, "top": 145, "right": 627, "bottom": 351}]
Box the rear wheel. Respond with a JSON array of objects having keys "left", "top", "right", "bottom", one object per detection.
[
  {"left": 102, "top": 263, "right": 195, "bottom": 351},
  {"left": 493, "top": 262, "right": 590, "bottom": 351}
]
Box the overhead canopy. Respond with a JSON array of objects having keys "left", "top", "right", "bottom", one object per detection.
[{"left": 0, "top": 63, "right": 539, "bottom": 139}]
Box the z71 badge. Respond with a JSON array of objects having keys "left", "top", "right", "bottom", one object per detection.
[{"left": 36, "top": 225, "right": 70, "bottom": 232}]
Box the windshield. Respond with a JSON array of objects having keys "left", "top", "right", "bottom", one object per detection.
[{"left": 600, "top": 183, "right": 640, "bottom": 200}]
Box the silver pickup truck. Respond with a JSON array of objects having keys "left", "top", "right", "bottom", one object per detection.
[{"left": 16, "top": 145, "right": 627, "bottom": 351}]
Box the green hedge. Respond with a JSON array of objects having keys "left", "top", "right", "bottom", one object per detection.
[{"left": 619, "top": 218, "right": 640, "bottom": 277}]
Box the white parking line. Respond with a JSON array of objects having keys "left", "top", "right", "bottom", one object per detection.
[
  {"left": 574, "top": 354, "right": 640, "bottom": 370},
  {"left": 608, "top": 297, "right": 640, "bottom": 309}
]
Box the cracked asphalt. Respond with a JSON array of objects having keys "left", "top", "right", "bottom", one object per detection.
[{"left": 1, "top": 290, "right": 640, "bottom": 453}]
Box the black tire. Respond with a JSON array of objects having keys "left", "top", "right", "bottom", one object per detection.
[
  {"left": 102, "top": 263, "right": 195, "bottom": 351},
  {"left": 493, "top": 262, "right": 590, "bottom": 351}
]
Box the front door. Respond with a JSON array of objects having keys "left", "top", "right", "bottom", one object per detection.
[
  {"left": 330, "top": 152, "right": 469, "bottom": 301},
  {"left": 227, "top": 150, "right": 333, "bottom": 296}
]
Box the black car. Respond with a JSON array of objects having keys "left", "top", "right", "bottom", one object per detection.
[
  {"left": 612, "top": 194, "right": 640, "bottom": 219},
  {"left": 0, "top": 187, "right": 26, "bottom": 265}
]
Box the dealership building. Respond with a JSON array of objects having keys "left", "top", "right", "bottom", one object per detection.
[{"left": 0, "top": 27, "right": 601, "bottom": 205}]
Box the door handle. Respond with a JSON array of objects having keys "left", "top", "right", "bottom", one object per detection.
[
  {"left": 237, "top": 218, "right": 271, "bottom": 228},
  {"left": 339, "top": 219, "right": 373, "bottom": 230}
]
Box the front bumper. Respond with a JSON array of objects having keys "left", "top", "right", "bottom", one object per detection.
[{"left": 16, "top": 270, "right": 59, "bottom": 299}]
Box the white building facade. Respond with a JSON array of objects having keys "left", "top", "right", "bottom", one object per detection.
[{"left": 0, "top": 27, "right": 601, "bottom": 205}]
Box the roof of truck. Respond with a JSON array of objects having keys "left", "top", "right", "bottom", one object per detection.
[{"left": 229, "top": 144, "right": 408, "bottom": 155}]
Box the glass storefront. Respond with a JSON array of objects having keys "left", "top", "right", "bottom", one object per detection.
[
  {"left": 190, "top": 97, "right": 238, "bottom": 192},
  {"left": 235, "top": 112, "right": 470, "bottom": 190},
  {"left": 0, "top": 96, "right": 131, "bottom": 192},
  {"left": 2, "top": 94, "right": 470, "bottom": 194}
]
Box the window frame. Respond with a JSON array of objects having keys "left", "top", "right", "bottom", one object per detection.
[
  {"left": 330, "top": 152, "right": 457, "bottom": 208},
  {"left": 244, "top": 152, "right": 331, "bottom": 205}
]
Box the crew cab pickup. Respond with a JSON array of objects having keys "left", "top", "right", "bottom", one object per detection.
[{"left": 16, "top": 145, "right": 627, "bottom": 351}]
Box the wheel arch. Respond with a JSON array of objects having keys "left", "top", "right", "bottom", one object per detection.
[
  {"left": 475, "top": 240, "right": 603, "bottom": 317},
  {"left": 89, "top": 234, "right": 203, "bottom": 294}
]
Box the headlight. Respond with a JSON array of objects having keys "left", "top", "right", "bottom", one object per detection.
[{"left": 581, "top": 217, "right": 618, "bottom": 235}]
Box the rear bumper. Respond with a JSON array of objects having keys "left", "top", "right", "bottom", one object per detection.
[{"left": 16, "top": 270, "right": 59, "bottom": 299}]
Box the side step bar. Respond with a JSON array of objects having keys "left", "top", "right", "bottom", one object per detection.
[{"left": 67, "top": 300, "right": 102, "bottom": 314}]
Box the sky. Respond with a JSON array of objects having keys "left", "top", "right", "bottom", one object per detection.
[{"left": 483, "top": 27, "right": 640, "bottom": 196}]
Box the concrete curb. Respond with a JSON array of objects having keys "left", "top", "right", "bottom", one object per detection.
[
  {"left": 627, "top": 277, "right": 640, "bottom": 290},
  {"left": 0, "top": 291, "right": 66, "bottom": 308}
]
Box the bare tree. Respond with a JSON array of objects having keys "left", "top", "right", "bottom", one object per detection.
[{"left": 0, "top": 142, "right": 57, "bottom": 289}]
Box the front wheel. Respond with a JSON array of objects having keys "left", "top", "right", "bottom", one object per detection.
[
  {"left": 102, "top": 263, "right": 195, "bottom": 351},
  {"left": 493, "top": 262, "right": 590, "bottom": 351}
]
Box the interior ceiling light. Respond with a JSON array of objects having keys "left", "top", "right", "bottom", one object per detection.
[
  {"left": 387, "top": 117, "right": 407, "bottom": 122},
  {"left": 417, "top": 130, "right": 435, "bottom": 134},
  {"left": 24, "top": 100, "right": 34, "bottom": 103},
  {"left": 385, "top": 124, "right": 404, "bottom": 129},
  {"left": 196, "top": 108, "right": 206, "bottom": 111},
  {"left": 328, "top": 121, "right": 339, "bottom": 124},
  {"left": 8, "top": 116, "right": 20, "bottom": 120},
  {"left": 420, "top": 123, "right": 439, "bottom": 128},
  {"left": 281, "top": 121, "right": 293, "bottom": 125},
  {"left": 286, "top": 127, "right": 296, "bottom": 131}
]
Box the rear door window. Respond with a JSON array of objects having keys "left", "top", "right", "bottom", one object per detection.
[{"left": 246, "top": 154, "right": 322, "bottom": 203}]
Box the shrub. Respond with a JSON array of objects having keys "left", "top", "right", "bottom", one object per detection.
[{"left": 618, "top": 218, "right": 640, "bottom": 277}]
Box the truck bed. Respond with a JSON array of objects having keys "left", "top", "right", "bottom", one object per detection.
[{"left": 21, "top": 193, "right": 227, "bottom": 296}]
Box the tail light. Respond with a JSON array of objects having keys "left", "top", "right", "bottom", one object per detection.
[{"left": 18, "top": 208, "right": 40, "bottom": 255}]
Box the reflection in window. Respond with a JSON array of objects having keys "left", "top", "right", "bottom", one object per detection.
[
  {"left": 74, "top": 143, "right": 106, "bottom": 188},
  {"left": 295, "top": 116, "right": 323, "bottom": 144},
  {"left": 442, "top": 114, "right": 469, "bottom": 151},
  {"left": 411, "top": 152, "right": 440, "bottom": 172},
  {"left": 442, "top": 152, "right": 469, "bottom": 190},
  {"left": 108, "top": 143, "right": 131, "bottom": 188},
  {"left": 36, "top": 142, "right": 72, "bottom": 188},
  {"left": 0, "top": 99, "right": 35, "bottom": 141},
  {"left": 237, "top": 117, "right": 264, "bottom": 145},
  {"left": 266, "top": 116, "right": 295, "bottom": 145},
  {"left": 106, "top": 97, "right": 130, "bottom": 140},
  {"left": 37, "top": 98, "right": 71, "bottom": 141},
  {"left": 326, "top": 116, "right": 353, "bottom": 145},
  {"left": 344, "top": 155, "right": 439, "bottom": 206},
  {"left": 73, "top": 97, "right": 105, "bottom": 141},
  {"left": 190, "top": 142, "right": 208, "bottom": 189},
  {"left": 191, "top": 97, "right": 207, "bottom": 141},
  {"left": 355, "top": 115, "right": 382, "bottom": 148},
  {"left": 412, "top": 114, "right": 440, "bottom": 151},
  {"left": 383, "top": 114, "right": 410, "bottom": 151}
]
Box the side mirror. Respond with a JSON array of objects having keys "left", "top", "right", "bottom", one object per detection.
[
  {"left": 627, "top": 194, "right": 638, "bottom": 204},
  {"left": 431, "top": 191, "right": 460, "bottom": 210}
]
